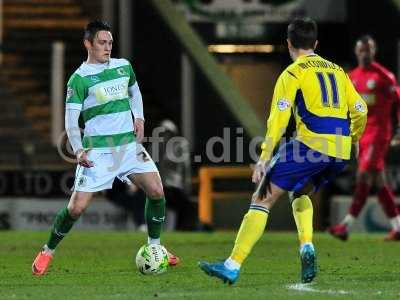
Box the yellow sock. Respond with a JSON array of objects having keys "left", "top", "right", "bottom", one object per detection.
[
  {"left": 292, "top": 195, "right": 313, "bottom": 246},
  {"left": 230, "top": 206, "right": 269, "bottom": 265}
]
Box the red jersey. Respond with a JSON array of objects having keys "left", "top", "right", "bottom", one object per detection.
[{"left": 349, "top": 62, "right": 399, "bottom": 141}]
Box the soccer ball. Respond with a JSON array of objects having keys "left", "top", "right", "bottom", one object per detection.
[{"left": 135, "top": 244, "right": 169, "bottom": 275}]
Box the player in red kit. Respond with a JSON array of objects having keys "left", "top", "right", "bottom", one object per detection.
[{"left": 329, "top": 35, "right": 400, "bottom": 241}]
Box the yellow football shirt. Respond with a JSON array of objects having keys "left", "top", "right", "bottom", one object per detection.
[{"left": 260, "top": 54, "right": 368, "bottom": 161}]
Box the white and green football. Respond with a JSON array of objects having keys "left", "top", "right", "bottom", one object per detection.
[{"left": 135, "top": 244, "right": 169, "bottom": 275}]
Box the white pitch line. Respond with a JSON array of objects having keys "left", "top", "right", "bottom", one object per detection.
[{"left": 287, "top": 283, "right": 350, "bottom": 295}]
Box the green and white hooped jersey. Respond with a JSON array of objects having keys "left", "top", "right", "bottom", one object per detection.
[{"left": 66, "top": 58, "right": 137, "bottom": 150}]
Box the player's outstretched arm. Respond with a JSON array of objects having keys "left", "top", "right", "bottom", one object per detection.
[
  {"left": 128, "top": 82, "right": 145, "bottom": 143},
  {"left": 75, "top": 149, "right": 94, "bottom": 168},
  {"left": 65, "top": 73, "right": 91, "bottom": 165},
  {"left": 127, "top": 61, "right": 145, "bottom": 143},
  {"left": 252, "top": 159, "right": 269, "bottom": 184},
  {"left": 65, "top": 108, "right": 93, "bottom": 168},
  {"left": 390, "top": 86, "right": 400, "bottom": 146},
  {"left": 255, "top": 71, "right": 297, "bottom": 183},
  {"left": 346, "top": 74, "right": 368, "bottom": 144},
  {"left": 134, "top": 118, "right": 145, "bottom": 143}
]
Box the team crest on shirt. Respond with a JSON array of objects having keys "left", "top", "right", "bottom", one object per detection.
[
  {"left": 66, "top": 87, "right": 74, "bottom": 100},
  {"left": 117, "top": 67, "right": 127, "bottom": 76},
  {"left": 355, "top": 100, "right": 366, "bottom": 113},
  {"left": 366, "top": 79, "right": 376, "bottom": 89},
  {"left": 90, "top": 75, "right": 101, "bottom": 83},
  {"left": 277, "top": 99, "right": 291, "bottom": 111}
]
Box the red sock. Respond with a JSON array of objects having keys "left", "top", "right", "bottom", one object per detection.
[
  {"left": 378, "top": 186, "right": 398, "bottom": 218},
  {"left": 349, "top": 182, "right": 371, "bottom": 217}
]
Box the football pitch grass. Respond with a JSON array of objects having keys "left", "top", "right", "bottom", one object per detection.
[{"left": 0, "top": 231, "right": 399, "bottom": 300}]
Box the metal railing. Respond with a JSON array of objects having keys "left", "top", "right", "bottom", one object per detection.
[{"left": 198, "top": 166, "right": 252, "bottom": 226}]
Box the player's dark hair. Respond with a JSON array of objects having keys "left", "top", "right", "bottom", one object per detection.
[
  {"left": 356, "top": 34, "right": 376, "bottom": 46},
  {"left": 84, "top": 20, "right": 111, "bottom": 43},
  {"left": 287, "top": 18, "right": 318, "bottom": 50}
]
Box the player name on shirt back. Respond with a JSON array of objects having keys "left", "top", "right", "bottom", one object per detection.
[{"left": 298, "top": 60, "right": 341, "bottom": 71}]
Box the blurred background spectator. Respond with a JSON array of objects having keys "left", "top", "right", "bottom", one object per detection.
[{"left": 156, "top": 119, "right": 198, "bottom": 231}]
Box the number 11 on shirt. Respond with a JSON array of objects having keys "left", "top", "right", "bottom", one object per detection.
[{"left": 316, "top": 72, "right": 340, "bottom": 108}]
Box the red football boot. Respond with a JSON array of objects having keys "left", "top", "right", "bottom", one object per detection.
[
  {"left": 328, "top": 224, "right": 349, "bottom": 241},
  {"left": 166, "top": 250, "right": 180, "bottom": 266},
  {"left": 384, "top": 229, "right": 400, "bottom": 241},
  {"left": 32, "top": 249, "right": 53, "bottom": 275}
]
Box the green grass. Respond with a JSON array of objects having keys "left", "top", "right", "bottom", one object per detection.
[{"left": 0, "top": 231, "right": 400, "bottom": 299}]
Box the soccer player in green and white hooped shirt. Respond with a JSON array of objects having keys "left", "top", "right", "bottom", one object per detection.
[{"left": 32, "top": 20, "right": 180, "bottom": 275}]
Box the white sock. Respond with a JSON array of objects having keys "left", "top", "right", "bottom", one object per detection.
[
  {"left": 148, "top": 237, "right": 160, "bottom": 245},
  {"left": 390, "top": 216, "right": 400, "bottom": 232},
  {"left": 341, "top": 214, "right": 355, "bottom": 228},
  {"left": 224, "top": 257, "right": 241, "bottom": 271},
  {"left": 300, "top": 242, "right": 314, "bottom": 254},
  {"left": 43, "top": 244, "right": 55, "bottom": 255}
]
